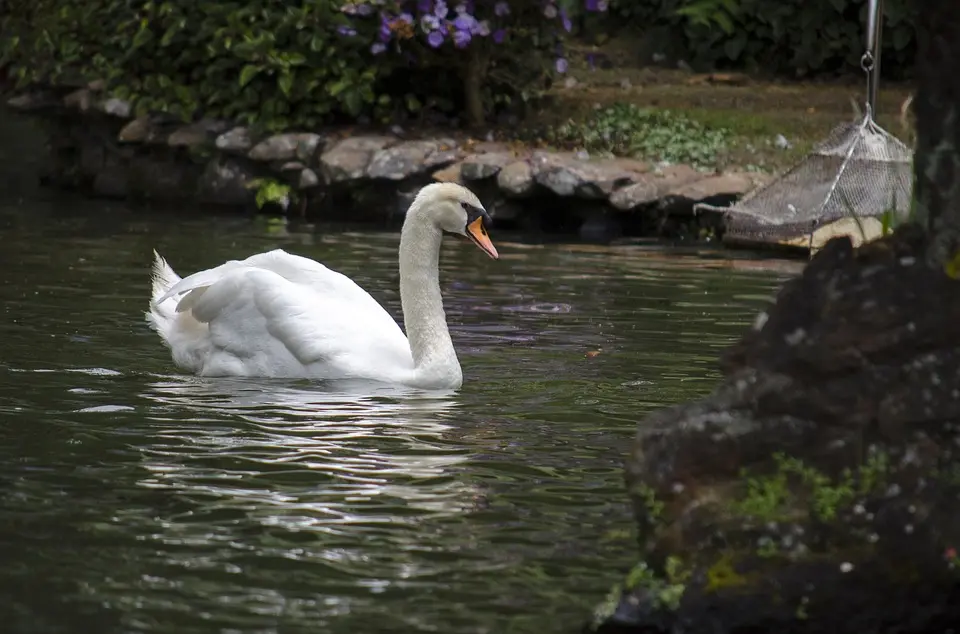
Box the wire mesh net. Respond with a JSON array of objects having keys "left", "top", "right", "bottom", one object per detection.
[{"left": 696, "top": 112, "right": 914, "bottom": 246}]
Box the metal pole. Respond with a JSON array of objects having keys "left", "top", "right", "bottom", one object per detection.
[{"left": 865, "top": 0, "right": 884, "bottom": 114}]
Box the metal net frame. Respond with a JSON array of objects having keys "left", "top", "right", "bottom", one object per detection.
[
  {"left": 695, "top": 0, "right": 914, "bottom": 250},
  {"left": 697, "top": 112, "right": 913, "bottom": 246}
]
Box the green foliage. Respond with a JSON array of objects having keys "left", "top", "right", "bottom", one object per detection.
[
  {"left": 0, "top": 0, "right": 606, "bottom": 128},
  {"left": 247, "top": 178, "right": 293, "bottom": 210},
  {"left": 736, "top": 451, "right": 890, "bottom": 524},
  {"left": 549, "top": 103, "right": 731, "bottom": 168},
  {"left": 0, "top": 0, "right": 385, "bottom": 130},
  {"left": 607, "top": 0, "right": 915, "bottom": 78}
]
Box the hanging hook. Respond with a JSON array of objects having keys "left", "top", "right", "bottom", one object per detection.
[{"left": 864, "top": 0, "right": 884, "bottom": 115}]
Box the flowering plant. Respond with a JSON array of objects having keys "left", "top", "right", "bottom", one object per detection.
[{"left": 338, "top": 0, "right": 608, "bottom": 125}]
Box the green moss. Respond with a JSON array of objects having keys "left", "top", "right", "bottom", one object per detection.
[
  {"left": 734, "top": 451, "right": 891, "bottom": 525},
  {"left": 633, "top": 482, "right": 665, "bottom": 522},
  {"left": 624, "top": 559, "right": 688, "bottom": 611},
  {"left": 590, "top": 582, "right": 623, "bottom": 630},
  {"left": 705, "top": 554, "right": 749, "bottom": 592}
]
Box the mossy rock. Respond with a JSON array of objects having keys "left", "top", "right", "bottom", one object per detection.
[{"left": 590, "top": 225, "right": 960, "bottom": 633}]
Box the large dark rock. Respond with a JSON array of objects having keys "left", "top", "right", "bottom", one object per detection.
[{"left": 589, "top": 224, "right": 960, "bottom": 633}]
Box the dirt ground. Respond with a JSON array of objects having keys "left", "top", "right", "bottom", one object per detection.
[{"left": 520, "top": 36, "right": 916, "bottom": 172}]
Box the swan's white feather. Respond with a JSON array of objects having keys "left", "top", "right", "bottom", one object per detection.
[{"left": 147, "top": 248, "right": 414, "bottom": 381}]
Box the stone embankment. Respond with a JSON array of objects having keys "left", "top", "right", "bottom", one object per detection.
[{"left": 7, "top": 82, "right": 769, "bottom": 239}]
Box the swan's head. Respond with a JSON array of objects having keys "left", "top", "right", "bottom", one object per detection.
[{"left": 413, "top": 183, "right": 499, "bottom": 260}]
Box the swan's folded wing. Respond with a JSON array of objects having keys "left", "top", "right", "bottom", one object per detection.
[
  {"left": 240, "top": 249, "right": 388, "bottom": 310},
  {"left": 177, "top": 265, "right": 413, "bottom": 376}
]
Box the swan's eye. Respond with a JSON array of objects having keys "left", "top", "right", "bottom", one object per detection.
[{"left": 461, "top": 202, "right": 490, "bottom": 229}]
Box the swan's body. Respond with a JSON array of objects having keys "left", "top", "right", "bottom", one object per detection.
[{"left": 146, "top": 183, "right": 498, "bottom": 390}]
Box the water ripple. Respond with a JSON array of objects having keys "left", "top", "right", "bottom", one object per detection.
[{"left": 0, "top": 199, "right": 790, "bottom": 634}]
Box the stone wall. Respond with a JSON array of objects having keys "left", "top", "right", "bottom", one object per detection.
[{"left": 7, "top": 82, "right": 769, "bottom": 241}]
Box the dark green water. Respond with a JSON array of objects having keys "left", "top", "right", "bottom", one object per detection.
[{"left": 0, "top": 109, "right": 799, "bottom": 633}]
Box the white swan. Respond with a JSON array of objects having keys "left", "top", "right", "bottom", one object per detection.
[{"left": 146, "top": 182, "right": 499, "bottom": 390}]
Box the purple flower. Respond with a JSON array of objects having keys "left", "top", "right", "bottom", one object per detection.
[
  {"left": 337, "top": 25, "right": 357, "bottom": 36},
  {"left": 453, "top": 30, "right": 471, "bottom": 48},
  {"left": 378, "top": 15, "right": 391, "bottom": 42},
  {"left": 397, "top": 12, "right": 413, "bottom": 24},
  {"left": 494, "top": 1, "right": 509, "bottom": 16},
  {"left": 492, "top": 28, "right": 505, "bottom": 43},
  {"left": 454, "top": 2, "right": 467, "bottom": 14},
  {"left": 434, "top": 0, "right": 448, "bottom": 18},
  {"left": 555, "top": 57, "right": 568, "bottom": 73},
  {"left": 371, "top": 42, "right": 387, "bottom": 54},
  {"left": 560, "top": 8, "right": 572, "bottom": 32},
  {"left": 421, "top": 14, "right": 440, "bottom": 30},
  {"left": 454, "top": 14, "right": 477, "bottom": 31},
  {"left": 427, "top": 30, "right": 445, "bottom": 47},
  {"left": 342, "top": 2, "right": 373, "bottom": 15},
  {"left": 417, "top": 0, "right": 432, "bottom": 11},
  {"left": 475, "top": 19, "right": 490, "bottom": 36}
]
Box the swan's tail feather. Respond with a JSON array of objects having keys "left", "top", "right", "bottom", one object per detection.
[{"left": 146, "top": 250, "right": 182, "bottom": 343}]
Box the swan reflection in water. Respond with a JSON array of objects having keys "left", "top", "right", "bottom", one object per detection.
[{"left": 135, "top": 375, "right": 481, "bottom": 532}]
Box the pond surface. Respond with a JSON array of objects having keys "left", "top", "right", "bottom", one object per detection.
[{"left": 0, "top": 110, "right": 799, "bottom": 633}]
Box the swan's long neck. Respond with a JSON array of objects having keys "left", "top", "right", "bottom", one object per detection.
[{"left": 398, "top": 205, "right": 461, "bottom": 382}]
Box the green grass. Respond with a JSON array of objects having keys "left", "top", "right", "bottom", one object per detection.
[{"left": 548, "top": 103, "right": 733, "bottom": 168}]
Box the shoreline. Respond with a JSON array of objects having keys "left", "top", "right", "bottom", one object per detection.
[{"left": 5, "top": 82, "right": 770, "bottom": 244}]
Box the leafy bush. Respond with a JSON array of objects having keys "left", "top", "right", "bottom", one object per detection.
[
  {"left": 606, "top": 0, "right": 915, "bottom": 78},
  {"left": 339, "top": 0, "right": 609, "bottom": 125},
  {"left": 1, "top": 0, "right": 384, "bottom": 130},
  {"left": 548, "top": 103, "right": 731, "bottom": 168},
  {"left": 0, "top": 0, "right": 609, "bottom": 129}
]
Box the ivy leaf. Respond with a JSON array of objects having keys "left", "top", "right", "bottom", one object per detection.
[
  {"left": 131, "top": 25, "right": 154, "bottom": 50},
  {"left": 239, "top": 64, "right": 261, "bottom": 88},
  {"left": 278, "top": 71, "right": 294, "bottom": 97}
]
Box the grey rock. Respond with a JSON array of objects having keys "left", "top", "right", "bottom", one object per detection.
[
  {"left": 168, "top": 120, "right": 231, "bottom": 148},
  {"left": 609, "top": 164, "right": 704, "bottom": 211},
  {"left": 422, "top": 139, "right": 461, "bottom": 169},
  {"left": 249, "top": 133, "right": 322, "bottom": 162},
  {"left": 319, "top": 135, "right": 396, "bottom": 183},
  {"left": 7, "top": 91, "right": 57, "bottom": 111},
  {"left": 118, "top": 117, "right": 165, "bottom": 144},
  {"left": 460, "top": 152, "right": 515, "bottom": 181},
  {"left": 667, "top": 171, "right": 764, "bottom": 202},
  {"left": 490, "top": 199, "right": 524, "bottom": 220},
  {"left": 280, "top": 161, "right": 306, "bottom": 172},
  {"left": 604, "top": 230, "right": 960, "bottom": 634},
  {"left": 99, "top": 97, "right": 132, "bottom": 118},
  {"left": 215, "top": 127, "right": 253, "bottom": 154},
  {"left": 92, "top": 163, "right": 130, "bottom": 198},
  {"left": 63, "top": 88, "right": 94, "bottom": 111},
  {"left": 129, "top": 155, "right": 194, "bottom": 198},
  {"left": 432, "top": 162, "right": 463, "bottom": 183},
  {"left": 608, "top": 180, "right": 662, "bottom": 210},
  {"left": 531, "top": 152, "right": 642, "bottom": 199},
  {"left": 196, "top": 158, "right": 255, "bottom": 206},
  {"left": 367, "top": 139, "right": 456, "bottom": 181},
  {"left": 497, "top": 161, "right": 535, "bottom": 197},
  {"left": 298, "top": 168, "right": 320, "bottom": 189}
]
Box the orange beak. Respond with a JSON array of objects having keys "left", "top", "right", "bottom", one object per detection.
[{"left": 466, "top": 217, "right": 499, "bottom": 260}]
